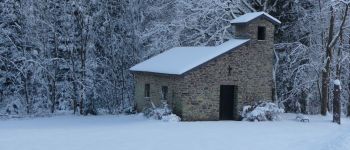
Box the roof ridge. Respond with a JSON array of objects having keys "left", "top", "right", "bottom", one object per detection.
[
  {"left": 230, "top": 12, "right": 281, "bottom": 25},
  {"left": 172, "top": 38, "right": 250, "bottom": 49}
]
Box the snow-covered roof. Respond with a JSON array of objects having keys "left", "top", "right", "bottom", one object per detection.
[
  {"left": 130, "top": 39, "right": 250, "bottom": 75},
  {"left": 230, "top": 12, "right": 281, "bottom": 25}
]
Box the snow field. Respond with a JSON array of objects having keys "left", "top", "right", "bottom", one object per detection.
[{"left": 0, "top": 114, "right": 349, "bottom": 150}]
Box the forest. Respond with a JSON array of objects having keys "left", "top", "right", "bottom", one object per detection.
[{"left": 1, "top": 0, "right": 350, "bottom": 120}]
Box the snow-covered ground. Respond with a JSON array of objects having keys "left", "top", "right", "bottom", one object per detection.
[{"left": 0, "top": 114, "right": 349, "bottom": 150}]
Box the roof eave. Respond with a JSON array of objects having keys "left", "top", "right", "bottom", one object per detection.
[{"left": 129, "top": 70, "right": 182, "bottom": 77}]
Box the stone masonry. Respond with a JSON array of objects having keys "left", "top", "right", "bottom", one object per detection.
[{"left": 133, "top": 17, "right": 275, "bottom": 121}]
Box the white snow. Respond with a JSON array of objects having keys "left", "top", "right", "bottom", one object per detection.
[
  {"left": 0, "top": 114, "right": 349, "bottom": 150},
  {"left": 230, "top": 12, "right": 281, "bottom": 25},
  {"left": 242, "top": 102, "right": 284, "bottom": 121},
  {"left": 130, "top": 39, "right": 250, "bottom": 75},
  {"left": 334, "top": 79, "right": 341, "bottom": 86},
  {"left": 334, "top": 79, "right": 342, "bottom": 89},
  {"left": 161, "top": 114, "right": 181, "bottom": 122}
]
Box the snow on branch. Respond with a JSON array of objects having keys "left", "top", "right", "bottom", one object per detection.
[{"left": 334, "top": 79, "right": 341, "bottom": 86}]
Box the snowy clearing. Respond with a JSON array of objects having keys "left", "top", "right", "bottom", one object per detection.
[{"left": 0, "top": 114, "right": 349, "bottom": 150}]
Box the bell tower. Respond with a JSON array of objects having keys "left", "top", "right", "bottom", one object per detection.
[
  {"left": 230, "top": 12, "right": 280, "bottom": 43},
  {"left": 230, "top": 12, "right": 281, "bottom": 104}
]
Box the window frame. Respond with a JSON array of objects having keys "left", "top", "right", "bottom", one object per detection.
[
  {"left": 161, "top": 86, "right": 168, "bottom": 100},
  {"left": 144, "top": 84, "right": 150, "bottom": 98},
  {"left": 257, "top": 26, "right": 266, "bottom": 41}
]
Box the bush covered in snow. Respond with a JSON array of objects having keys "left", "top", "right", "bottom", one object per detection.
[
  {"left": 241, "top": 102, "right": 284, "bottom": 121},
  {"left": 161, "top": 114, "right": 181, "bottom": 122},
  {"left": 2, "top": 99, "right": 24, "bottom": 116},
  {"left": 143, "top": 101, "right": 180, "bottom": 122}
]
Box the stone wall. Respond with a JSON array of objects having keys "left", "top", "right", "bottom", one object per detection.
[
  {"left": 134, "top": 18, "right": 275, "bottom": 121},
  {"left": 133, "top": 73, "right": 184, "bottom": 117},
  {"left": 179, "top": 18, "right": 275, "bottom": 121}
]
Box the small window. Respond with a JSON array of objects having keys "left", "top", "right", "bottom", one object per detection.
[
  {"left": 144, "top": 84, "right": 150, "bottom": 98},
  {"left": 257, "top": 26, "right": 266, "bottom": 40},
  {"left": 161, "top": 86, "right": 168, "bottom": 100}
]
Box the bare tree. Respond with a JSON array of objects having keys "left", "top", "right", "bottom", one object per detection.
[
  {"left": 321, "top": 2, "right": 348, "bottom": 116},
  {"left": 333, "top": 2, "right": 349, "bottom": 124}
]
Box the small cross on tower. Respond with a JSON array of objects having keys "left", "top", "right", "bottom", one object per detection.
[{"left": 228, "top": 66, "right": 232, "bottom": 76}]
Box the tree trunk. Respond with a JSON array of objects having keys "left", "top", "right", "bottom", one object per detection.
[
  {"left": 24, "top": 74, "right": 30, "bottom": 114},
  {"left": 74, "top": 9, "right": 86, "bottom": 115},
  {"left": 333, "top": 41, "right": 341, "bottom": 125},
  {"left": 347, "top": 36, "right": 350, "bottom": 117},
  {"left": 71, "top": 48, "right": 78, "bottom": 114},
  {"left": 300, "top": 89, "right": 308, "bottom": 114},
  {"left": 121, "top": 53, "right": 125, "bottom": 110},
  {"left": 321, "top": 7, "right": 335, "bottom": 116},
  {"left": 51, "top": 32, "right": 59, "bottom": 113},
  {"left": 348, "top": 78, "right": 350, "bottom": 117},
  {"left": 321, "top": 70, "right": 330, "bottom": 115},
  {"left": 348, "top": 95, "right": 350, "bottom": 117},
  {"left": 50, "top": 79, "right": 56, "bottom": 113},
  {"left": 332, "top": 3, "right": 349, "bottom": 123},
  {"left": 333, "top": 81, "right": 341, "bottom": 124}
]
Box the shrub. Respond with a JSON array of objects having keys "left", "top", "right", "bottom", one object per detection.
[
  {"left": 161, "top": 114, "right": 181, "bottom": 122},
  {"left": 143, "top": 101, "right": 180, "bottom": 122},
  {"left": 242, "top": 102, "right": 284, "bottom": 121}
]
